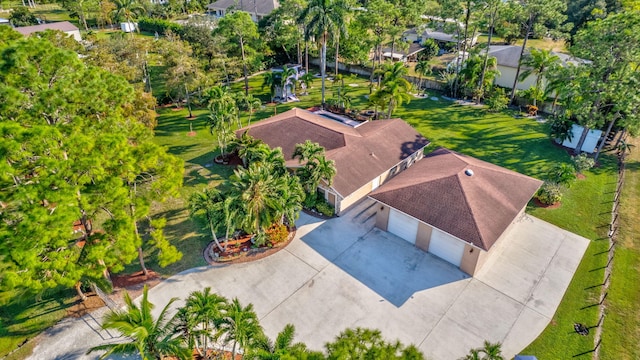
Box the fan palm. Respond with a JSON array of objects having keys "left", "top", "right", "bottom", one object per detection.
[
  {"left": 299, "top": 0, "right": 348, "bottom": 107},
  {"left": 217, "top": 298, "right": 264, "bottom": 360},
  {"left": 86, "top": 285, "right": 190, "bottom": 360}
]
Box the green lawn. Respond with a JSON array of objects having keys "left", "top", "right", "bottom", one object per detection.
[
  {"left": 0, "top": 289, "right": 77, "bottom": 358},
  {"left": 600, "top": 138, "right": 640, "bottom": 360},
  {"left": 0, "top": 69, "right": 624, "bottom": 358}
]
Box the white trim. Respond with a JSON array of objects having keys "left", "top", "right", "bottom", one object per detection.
[{"left": 369, "top": 198, "right": 482, "bottom": 251}]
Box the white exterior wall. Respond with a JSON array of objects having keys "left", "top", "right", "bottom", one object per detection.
[
  {"left": 494, "top": 65, "right": 537, "bottom": 91},
  {"left": 67, "top": 30, "right": 82, "bottom": 41}
]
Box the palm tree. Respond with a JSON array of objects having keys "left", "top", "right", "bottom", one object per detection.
[
  {"left": 87, "top": 285, "right": 190, "bottom": 360},
  {"left": 217, "top": 298, "right": 264, "bottom": 360},
  {"left": 189, "top": 187, "right": 227, "bottom": 252},
  {"left": 235, "top": 93, "right": 262, "bottom": 126},
  {"left": 181, "top": 287, "right": 229, "bottom": 358},
  {"left": 293, "top": 140, "right": 324, "bottom": 163},
  {"left": 479, "top": 341, "right": 504, "bottom": 360},
  {"left": 278, "top": 65, "right": 297, "bottom": 99},
  {"left": 263, "top": 71, "right": 278, "bottom": 102},
  {"left": 414, "top": 60, "right": 432, "bottom": 95},
  {"left": 111, "top": 0, "right": 144, "bottom": 30},
  {"left": 278, "top": 174, "right": 305, "bottom": 226},
  {"left": 299, "top": 72, "right": 315, "bottom": 95},
  {"left": 229, "top": 163, "right": 285, "bottom": 237},
  {"left": 518, "top": 48, "right": 561, "bottom": 106},
  {"left": 248, "top": 324, "right": 315, "bottom": 359},
  {"left": 299, "top": 0, "right": 348, "bottom": 108},
  {"left": 230, "top": 131, "right": 266, "bottom": 168}
]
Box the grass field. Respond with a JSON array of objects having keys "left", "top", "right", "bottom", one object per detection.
[
  {"left": 143, "top": 76, "right": 618, "bottom": 359},
  {"left": 0, "top": 26, "right": 627, "bottom": 357},
  {"left": 599, "top": 138, "right": 640, "bottom": 360}
]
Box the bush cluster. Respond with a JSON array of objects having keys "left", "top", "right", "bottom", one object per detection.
[
  {"left": 536, "top": 181, "right": 563, "bottom": 205},
  {"left": 138, "top": 17, "right": 184, "bottom": 35},
  {"left": 266, "top": 223, "right": 289, "bottom": 245},
  {"left": 573, "top": 153, "right": 595, "bottom": 173}
]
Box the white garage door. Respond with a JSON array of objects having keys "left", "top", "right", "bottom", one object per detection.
[
  {"left": 429, "top": 228, "right": 465, "bottom": 267},
  {"left": 388, "top": 208, "right": 419, "bottom": 244}
]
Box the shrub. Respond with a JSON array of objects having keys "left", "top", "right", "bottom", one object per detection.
[
  {"left": 252, "top": 231, "right": 268, "bottom": 247},
  {"left": 546, "top": 163, "right": 576, "bottom": 187},
  {"left": 549, "top": 116, "right": 574, "bottom": 143},
  {"left": 303, "top": 192, "right": 317, "bottom": 209},
  {"left": 315, "top": 199, "right": 335, "bottom": 217},
  {"left": 485, "top": 87, "right": 509, "bottom": 112},
  {"left": 138, "top": 17, "right": 183, "bottom": 35},
  {"left": 573, "top": 153, "right": 595, "bottom": 173},
  {"left": 266, "top": 223, "right": 289, "bottom": 245},
  {"left": 417, "top": 39, "right": 439, "bottom": 61},
  {"left": 536, "top": 181, "right": 563, "bottom": 205}
]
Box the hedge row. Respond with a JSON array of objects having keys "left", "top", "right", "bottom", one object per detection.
[{"left": 138, "top": 17, "right": 183, "bottom": 35}]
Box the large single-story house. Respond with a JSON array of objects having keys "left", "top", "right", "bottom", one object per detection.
[
  {"left": 485, "top": 45, "right": 587, "bottom": 91},
  {"left": 369, "top": 148, "right": 542, "bottom": 275},
  {"left": 403, "top": 27, "right": 478, "bottom": 49},
  {"left": 236, "top": 108, "right": 430, "bottom": 215},
  {"left": 206, "top": 0, "right": 279, "bottom": 22},
  {"left": 14, "top": 21, "right": 82, "bottom": 41}
]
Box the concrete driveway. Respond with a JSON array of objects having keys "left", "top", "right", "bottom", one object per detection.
[{"left": 29, "top": 199, "right": 589, "bottom": 360}]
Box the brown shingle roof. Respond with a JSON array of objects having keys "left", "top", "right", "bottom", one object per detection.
[
  {"left": 14, "top": 21, "right": 79, "bottom": 36},
  {"left": 237, "top": 108, "right": 429, "bottom": 196},
  {"left": 369, "top": 148, "right": 543, "bottom": 251}
]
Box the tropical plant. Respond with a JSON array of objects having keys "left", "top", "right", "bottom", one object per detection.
[
  {"left": 189, "top": 187, "right": 229, "bottom": 252},
  {"left": 325, "top": 327, "right": 424, "bottom": 359},
  {"left": 230, "top": 131, "right": 267, "bottom": 168},
  {"left": 87, "top": 286, "right": 190, "bottom": 360},
  {"left": 518, "top": 48, "right": 560, "bottom": 107},
  {"left": 263, "top": 71, "right": 278, "bottom": 102},
  {"left": 111, "top": 0, "right": 145, "bottom": 28},
  {"left": 484, "top": 86, "right": 509, "bottom": 112},
  {"left": 414, "top": 60, "right": 432, "bottom": 95},
  {"left": 277, "top": 65, "right": 297, "bottom": 99},
  {"left": 229, "top": 163, "right": 287, "bottom": 242},
  {"left": 299, "top": 0, "right": 349, "bottom": 107},
  {"left": 179, "top": 287, "right": 229, "bottom": 358},
  {"left": 293, "top": 141, "right": 336, "bottom": 196},
  {"left": 235, "top": 92, "right": 262, "bottom": 126},
  {"left": 248, "top": 324, "right": 320, "bottom": 359},
  {"left": 549, "top": 116, "right": 573, "bottom": 143},
  {"left": 417, "top": 38, "right": 439, "bottom": 61},
  {"left": 299, "top": 72, "right": 315, "bottom": 95},
  {"left": 374, "top": 61, "right": 412, "bottom": 118},
  {"left": 546, "top": 163, "right": 576, "bottom": 187},
  {"left": 218, "top": 298, "right": 265, "bottom": 360},
  {"left": 462, "top": 341, "right": 505, "bottom": 360}
]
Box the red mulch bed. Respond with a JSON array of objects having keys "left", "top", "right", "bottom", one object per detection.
[
  {"left": 66, "top": 293, "right": 105, "bottom": 318},
  {"left": 112, "top": 270, "right": 161, "bottom": 288},
  {"left": 533, "top": 198, "right": 561, "bottom": 209},
  {"left": 204, "top": 228, "right": 296, "bottom": 266},
  {"left": 187, "top": 131, "right": 197, "bottom": 137}
]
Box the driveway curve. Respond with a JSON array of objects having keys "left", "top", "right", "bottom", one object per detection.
[{"left": 28, "top": 199, "right": 589, "bottom": 360}]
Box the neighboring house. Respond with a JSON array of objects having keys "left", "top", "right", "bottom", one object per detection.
[
  {"left": 403, "top": 27, "right": 478, "bottom": 49},
  {"left": 381, "top": 42, "right": 425, "bottom": 63},
  {"left": 236, "top": 108, "right": 430, "bottom": 215},
  {"left": 271, "top": 64, "right": 304, "bottom": 100},
  {"left": 369, "top": 148, "right": 542, "bottom": 275},
  {"left": 485, "top": 45, "right": 586, "bottom": 91},
  {"left": 14, "top": 21, "right": 82, "bottom": 41},
  {"left": 206, "top": 0, "right": 279, "bottom": 22},
  {"left": 0, "top": 18, "right": 10, "bottom": 26}
]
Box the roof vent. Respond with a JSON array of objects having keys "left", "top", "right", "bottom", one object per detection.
[{"left": 464, "top": 169, "right": 474, "bottom": 177}]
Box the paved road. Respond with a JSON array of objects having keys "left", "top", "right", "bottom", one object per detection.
[{"left": 28, "top": 200, "right": 590, "bottom": 360}]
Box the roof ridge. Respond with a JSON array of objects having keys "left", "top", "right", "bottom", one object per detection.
[{"left": 454, "top": 173, "right": 485, "bottom": 248}]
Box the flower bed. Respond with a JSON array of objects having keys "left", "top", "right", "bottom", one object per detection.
[{"left": 203, "top": 227, "right": 296, "bottom": 265}]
